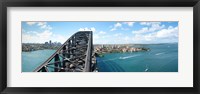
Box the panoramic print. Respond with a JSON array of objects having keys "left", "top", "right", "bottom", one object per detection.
[{"left": 22, "top": 21, "right": 178, "bottom": 72}]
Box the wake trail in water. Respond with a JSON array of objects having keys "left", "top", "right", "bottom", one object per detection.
[
  {"left": 145, "top": 65, "right": 149, "bottom": 72},
  {"left": 155, "top": 52, "right": 165, "bottom": 56},
  {"left": 119, "top": 55, "right": 140, "bottom": 59},
  {"left": 101, "top": 54, "right": 140, "bottom": 62}
]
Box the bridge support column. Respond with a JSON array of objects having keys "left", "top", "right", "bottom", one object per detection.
[
  {"left": 62, "top": 46, "right": 66, "bottom": 69},
  {"left": 54, "top": 54, "right": 60, "bottom": 72}
]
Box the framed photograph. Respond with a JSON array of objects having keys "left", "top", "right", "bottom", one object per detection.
[{"left": 1, "top": 0, "right": 200, "bottom": 94}]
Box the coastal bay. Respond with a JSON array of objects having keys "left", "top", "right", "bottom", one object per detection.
[{"left": 96, "top": 43, "right": 178, "bottom": 72}]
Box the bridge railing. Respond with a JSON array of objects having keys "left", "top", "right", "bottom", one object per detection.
[{"left": 33, "top": 31, "right": 93, "bottom": 72}]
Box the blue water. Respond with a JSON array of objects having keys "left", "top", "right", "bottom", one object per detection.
[
  {"left": 97, "top": 43, "right": 178, "bottom": 72},
  {"left": 22, "top": 43, "right": 178, "bottom": 72},
  {"left": 22, "top": 49, "right": 56, "bottom": 72}
]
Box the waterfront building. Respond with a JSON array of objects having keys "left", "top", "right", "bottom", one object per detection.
[
  {"left": 101, "top": 45, "right": 104, "bottom": 48},
  {"left": 49, "top": 40, "right": 52, "bottom": 45},
  {"left": 45, "top": 42, "right": 48, "bottom": 45}
]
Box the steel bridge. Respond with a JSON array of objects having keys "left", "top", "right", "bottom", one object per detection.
[{"left": 33, "top": 31, "right": 97, "bottom": 72}]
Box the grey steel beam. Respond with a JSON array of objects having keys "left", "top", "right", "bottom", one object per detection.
[
  {"left": 33, "top": 32, "right": 78, "bottom": 72},
  {"left": 83, "top": 31, "right": 93, "bottom": 72},
  {"left": 33, "top": 31, "right": 93, "bottom": 72}
]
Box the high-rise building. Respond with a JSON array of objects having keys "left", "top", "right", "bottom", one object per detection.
[
  {"left": 45, "top": 42, "right": 48, "bottom": 45},
  {"left": 49, "top": 40, "right": 52, "bottom": 45}
]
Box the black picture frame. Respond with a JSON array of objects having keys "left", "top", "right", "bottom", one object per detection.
[{"left": 0, "top": 0, "right": 200, "bottom": 94}]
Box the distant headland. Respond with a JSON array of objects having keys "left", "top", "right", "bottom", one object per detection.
[{"left": 94, "top": 44, "right": 150, "bottom": 57}]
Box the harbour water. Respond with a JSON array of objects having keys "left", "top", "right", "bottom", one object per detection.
[
  {"left": 22, "top": 49, "right": 56, "bottom": 72},
  {"left": 96, "top": 43, "right": 178, "bottom": 72},
  {"left": 22, "top": 43, "right": 178, "bottom": 72}
]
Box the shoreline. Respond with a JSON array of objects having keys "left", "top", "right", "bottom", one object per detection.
[
  {"left": 22, "top": 49, "right": 57, "bottom": 52},
  {"left": 95, "top": 50, "right": 150, "bottom": 57},
  {"left": 94, "top": 45, "right": 150, "bottom": 57}
]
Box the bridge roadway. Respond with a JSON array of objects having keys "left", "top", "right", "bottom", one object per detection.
[{"left": 33, "top": 31, "right": 97, "bottom": 72}]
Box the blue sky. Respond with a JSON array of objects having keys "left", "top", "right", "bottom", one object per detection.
[{"left": 22, "top": 21, "right": 178, "bottom": 44}]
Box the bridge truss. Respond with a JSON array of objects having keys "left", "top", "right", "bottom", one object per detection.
[{"left": 33, "top": 31, "right": 97, "bottom": 72}]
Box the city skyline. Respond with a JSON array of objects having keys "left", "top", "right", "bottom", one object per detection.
[{"left": 22, "top": 21, "right": 178, "bottom": 44}]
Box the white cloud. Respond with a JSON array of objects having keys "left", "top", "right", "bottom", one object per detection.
[
  {"left": 37, "top": 22, "right": 47, "bottom": 26},
  {"left": 140, "top": 22, "right": 151, "bottom": 26},
  {"left": 133, "top": 22, "right": 165, "bottom": 34},
  {"left": 78, "top": 27, "right": 96, "bottom": 32},
  {"left": 22, "top": 30, "right": 68, "bottom": 44},
  {"left": 78, "top": 28, "right": 84, "bottom": 31},
  {"left": 35, "top": 30, "right": 52, "bottom": 39},
  {"left": 40, "top": 24, "right": 47, "bottom": 29},
  {"left": 22, "top": 30, "right": 52, "bottom": 43},
  {"left": 99, "top": 31, "right": 106, "bottom": 34},
  {"left": 93, "top": 31, "right": 110, "bottom": 44},
  {"left": 78, "top": 28, "right": 107, "bottom": 44},
  {"left": 26, "top": 22, "right": 52, "bottom": 30},
  {"left": 102, "top": 35, "right": 110, "bottom": 39},
  {"left": 132, "top": 26, "right": 178, "bottom": 43},
  {"left": 110, "top": 22, "right": 122, "bottom": 31},
  {"left": 37, "top": 22, "right": 53, "bottom": 30},
  {"left": 51, "top": 34, "right": 68, "bottom": 44},
  {"left": 115, "top": 23, "right": 122, "bottom": 27},
  {"left": 114, "top": 33, "right": 122, "bottom": 37},
  {"left": 121, "top": 28, "right": 129, "bottom": 31},
  {"left": 23, "top": 21, "right": 66, "bottom": 43},
  {"left": 140, "top": 22, "right": 161, "bottom": 26},
  {"left": 110, "top": 28, "right": 116, "bottom": 31},
  {"left": 22, "top": 34, "right": 36, "bottom": 43},
  {"left": 90, "top": 27, "right": 96, "bottom": 32},
  {"left": 44, "top": 25, "right": 53, "bottom": 30},
  {"left": 124, "top": 22, "right": 135, "bottom": 27},
  {"left": 93, "top": 34, "right": 100, "bottom": 40},
  {"left": 132, "top": 27, "right": 148, "bottom": 34},
  {"left": 124, "top": 36, "right": 131, "bottom": 43},
  {"left": 149, "top": 23, "right": 165, "bottom": 31},
  {"left": 156, "top": 26, "right": 178, "bottom": 38},
  {"left": 26, "top": 22, "right": 37, "bottom": 26},
  {"left": 27, "top": 31, "right": 37, "bottom": 34}
]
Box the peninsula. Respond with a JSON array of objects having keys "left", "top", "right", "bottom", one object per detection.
[{"left": 94, "top": 44, "right": 150, "bottom": 57}]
